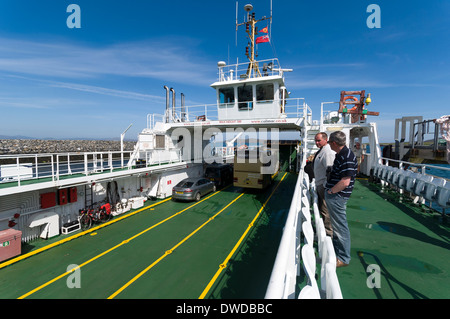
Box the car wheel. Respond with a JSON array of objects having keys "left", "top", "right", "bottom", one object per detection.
[{"left": 195, "top": 192, "right": 201, "bottom": 201}]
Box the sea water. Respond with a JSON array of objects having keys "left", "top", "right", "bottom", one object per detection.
[
  {"left": 422, "top": 164, "right": 450, "bottom": 213},
  {"left": 425, "top": 163, "right": 450, "bottom": 180}
]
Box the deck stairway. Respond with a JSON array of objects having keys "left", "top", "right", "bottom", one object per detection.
[{"left": 305, "top": 125, "right": 321, "bottom": 156}]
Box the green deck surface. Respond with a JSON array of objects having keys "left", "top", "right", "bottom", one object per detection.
[
  {"left": 1, "top": 175, "right": 448, "bottom": 299},
  {"left": 0, "top": 172, "right": 295, "bottom": 299},
  {"left": 338, "top": 179, "right": 450, "bottom": 299}
]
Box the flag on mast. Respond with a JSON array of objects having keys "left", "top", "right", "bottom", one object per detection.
[
  {"left": 259, "top": 26, "right": 268, "bottom": 33},
  {"left": 255, "top": 35, "right": 270, "bottom": 44}
]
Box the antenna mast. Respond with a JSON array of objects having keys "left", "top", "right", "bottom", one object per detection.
[{"left": 236, "top": 3, "right": 272, "bottom": 78}]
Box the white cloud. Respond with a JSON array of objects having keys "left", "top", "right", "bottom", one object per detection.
[
  {"left": 0, "top": 36, "right": 215, "bottom": 85},
  {"left": 49, "top": 82, "right": 164, "bottom": 102},
  {"left": 0, "top": 98, "right": 50, "bottom": 109}
]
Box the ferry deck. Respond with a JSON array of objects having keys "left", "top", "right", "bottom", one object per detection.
[
  {"left": 0, "top": 172, "right": 296, "bottom": 299},
  {"left": 1, "top": 172, "right": 448, "bottom": 299}
]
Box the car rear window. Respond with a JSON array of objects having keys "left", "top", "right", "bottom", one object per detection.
[{"left": 176, "top": 181, "right": 194, "bottom": 188}]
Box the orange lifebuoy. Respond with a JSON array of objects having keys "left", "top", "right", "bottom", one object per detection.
[{"left": 344, "top": 96, "right": 359, "bottom": 104}]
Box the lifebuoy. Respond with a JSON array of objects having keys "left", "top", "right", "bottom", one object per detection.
[{"left": 344, "top": 96, "right": 359, "bottom": 104}]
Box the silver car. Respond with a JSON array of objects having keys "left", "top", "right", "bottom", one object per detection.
[{"left": 172, "top": 177, "right": 216, "bottom": 201}]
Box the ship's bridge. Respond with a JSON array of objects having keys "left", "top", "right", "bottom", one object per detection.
[{"left": 210, "top": 58, "right": 292, "bottom": 121}]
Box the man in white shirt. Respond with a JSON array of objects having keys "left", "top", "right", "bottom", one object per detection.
[{"left": 313, "top": 132, "right": 336, "bottom": 236}]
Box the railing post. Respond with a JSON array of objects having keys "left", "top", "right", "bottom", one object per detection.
[
  {"left": 56, "top": 155, "right": 60, "bottom": 181},
  {"left": 93, "top": 153, "right": 97, "bottom": 172},
  {"left": 51, "top": 155, "right": 55, "bottom": 182},
  {"left": 67, "top": 153, "right": 72, "bottom": 175},
  {"left": 35, "top": 155, "right": 39, "bottom": 180},
  {"left": 84, "top": 153, "right": 88, "bottom": 176},
  {"left": 16, "top": 157, "right": 21, "bottom": 186}
]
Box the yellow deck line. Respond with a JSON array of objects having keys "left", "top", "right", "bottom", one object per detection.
[
  {"left": 198, "top": 172, "right": 287, "bottom": 299},
  {"left": 17, "top": 189, "right": 226, "bottom": 299},
  {"left": 108, "top": 192, "right": 245, "bottom": 299},
  {"left": 0, "top": 198, "right": 171, "bottom": 270}
]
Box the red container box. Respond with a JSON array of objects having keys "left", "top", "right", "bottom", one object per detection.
[
  {"left": 58, "top": 188, "right": 68, "bottom": 206},
  {"left": 41, "top": 192, "right": 56, "bottom": 209},
  {"left": 0, "top": 229, "right": 22, "bottom": 262},
  {"left": 69, "top": 187, "right": 77, "bottom": 203}
]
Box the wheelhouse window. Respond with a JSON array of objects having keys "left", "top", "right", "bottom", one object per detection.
[
  {"left": 238, "top": 85, "right": 253, "bottom": 110},
  {"left": 256, "top": 83, "right": 274, "bottom": 102},
  {"left": 219, "top": 87, "right": 235, "bottom": 104}
]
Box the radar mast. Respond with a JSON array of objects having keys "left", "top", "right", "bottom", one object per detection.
[{"left": 236, "top": 3, "right": 272, "bottom": 78}]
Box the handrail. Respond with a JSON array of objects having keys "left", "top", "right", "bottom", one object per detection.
[
  {"left": 265, "top": 168, "right": 305, "bottom": 298},
  {"left": 217, "top": 58, "right": 282, "bottom": 82},
  {"left": 0, "top": 148, "right": 186, "bottom": 189},
  {"left": 0, "top": 151, "right": 133, "bottom": 186},
  {"left": 265, "top": 116, "right": 309, "bottom": 298},
  {"left": 146, "top": 97, "right": 307, "bottom": 128},
  {"left": 380, "top": 157, "right": 450, "bottom": 174}
]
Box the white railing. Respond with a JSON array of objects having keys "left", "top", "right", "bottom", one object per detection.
[
  {"left": 319, "top": 101, "right": 375, "bottom": 130},
  {"left": 379, "top": 157, "right": 450, "bottom": 176},
  {"left": 265, "top": 121, "right": 343, "bottom": 299},
  {"left": 217, "top": 58, "right": 282, "bottom": 82},
  {"left": 0, "top": 151, "right": 132, "bottom": 187},
  {"left": 147, "top": 97, "right": 309, "bottom": 129},
  {"left": 265, "top": 168, "right": 306, "bottom": 298},
  {"left": 147, "top": 114, "right": 166, "bottom": 130},
  {"left": 265, "top": 173, "right": 343, "bottom": 299},
  {"left": 142, "top": 149, "right": 183, "bottom": 166},
  {"left": 0, "top": 149, "right": 188, "bottom": 189},
  {"left": 265, "top": 110, "right": 309, "bottom": 298}
]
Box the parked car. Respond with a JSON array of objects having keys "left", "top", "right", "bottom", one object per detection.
[
  {"left": 204, "top": 163, "right": 233, "bottom": 188},
  {"left": 172, "top": 177, "right": 216, "bottom": 201}
]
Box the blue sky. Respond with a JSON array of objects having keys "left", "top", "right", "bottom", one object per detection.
[{"left": 0, "top": 0, "right": 449, "bottom": 142}]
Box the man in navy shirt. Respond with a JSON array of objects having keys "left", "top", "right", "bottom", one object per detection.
[{"left": 325, "top": 131, "right": 358, "bottom": 267}]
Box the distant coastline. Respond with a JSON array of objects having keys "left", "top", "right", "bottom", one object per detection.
[{"left": 0, "top": 139, "right": 136, "bottom": 155}]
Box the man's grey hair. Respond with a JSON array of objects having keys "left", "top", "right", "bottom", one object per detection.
[{"left": 329, "top": 131, "right": 346, "bottom": 146}]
